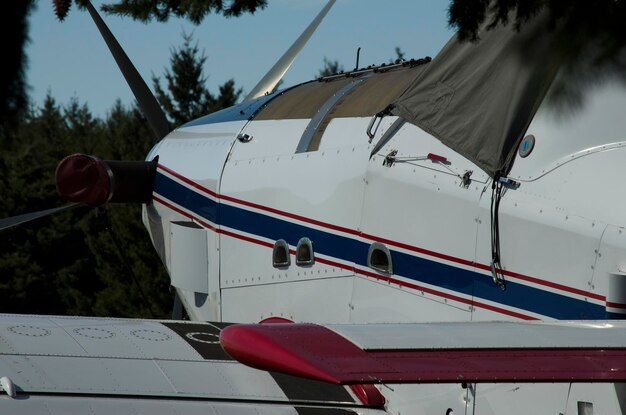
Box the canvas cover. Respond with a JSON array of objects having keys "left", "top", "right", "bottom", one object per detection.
[{"left": 391, "top": 13, "right": 563, "bottom": 177}]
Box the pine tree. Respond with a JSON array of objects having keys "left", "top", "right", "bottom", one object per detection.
[
  {"left": 393, "top": 47, "right": 405, "bottom": 63},
  {"left": 316, "top": 58, "right": 344, "bottom": 78},
  {"left": 153, "top": 31, "right": 241, "bottom": 127},
  {"left": 0, "top": 94, "right": 172, "bottom": 318},
  {"left": 448, "top": 0, "right": 626, "bottom": 63},
  {"left": 101, "top": 0, "right": 267, "bottom": 24},
  {"left": 88, "top": 100, "right": 171, "bottom": 318},
  {"left": 1, "top": 1, "right": 35, "bottom": 135},
  {"left": 1, "top": 0, "right": 264, "bottom": 142},
  {"left": 448, "top": 0, "right": 626, "bottom": 112},
  {"left": 0, "top": 94, "right": 96, "bottom": 315}
]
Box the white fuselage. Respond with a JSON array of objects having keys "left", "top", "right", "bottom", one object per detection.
[{"left": 143, "top": 70, "right": 626, "bottom": 414}]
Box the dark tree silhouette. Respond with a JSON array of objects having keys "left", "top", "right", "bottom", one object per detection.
[
  {"left": 1, "top": 1, "right": 35, "bottom": 135},
  {"left": 316, "top": 58, "right": 344, "bottom": 78},
  {"left": 153, "top": 32, "right": 241, "bottom": 126},
  {"left": 101, "top": 0, "right": 267, "bottom": 24}
]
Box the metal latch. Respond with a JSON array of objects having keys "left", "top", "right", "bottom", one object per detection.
[
  {"left": 498, "top": 176, "right": 520, "bottom": 189},
  {"left": 237, "top": 133, "right": 253, "bottom": 143},
  {"left": 383, "top": 150, "right": 398, "bottom": 167}
]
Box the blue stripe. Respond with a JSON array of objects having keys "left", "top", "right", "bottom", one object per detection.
[
  {"left": 472, "top": 277, "right": 604, "bottom": 319},
  {"left": 392, "top": 250, "right": 604, "bottom": 319},
  {"left": 221, "top": 204, "right": 367, "bottom": 264},
  {"left": 393, "top": 251, "right": 475, "bottom": 294},
  {"left": 154, "top": 173, "right": 219, "bottom": 223},
  {"left": 606, "top": 311, "right": 626, "bottom": 320},
  {"left": 154, "top": 171, "right": 606, "bottom": 320}
]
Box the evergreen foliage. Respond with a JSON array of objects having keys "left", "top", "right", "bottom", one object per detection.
[
  {"left": 8, "top": 0, "right": 624, "bottom": 319},
  {"left": 1, "top": 1, "right": 35, "bottom": 134},
  {"left": 317, "top": 47, "right": 406, "bottom": 78},
  {"left": 316, "top": 58, "right": 344, "bottom": 78},
  {"left": 394, "top": 47, "right": 405, "bottom": 62},
  {"left": 0, "top": 94, "right": 170, "bottom": 317},
  {"left": 101, "top": 0, "right": 267, "bottom": 24},
  {"left": 53, "top": 0, "right": 72, "bottom": 20},
  {"left": 447, "top": 0, "right": 626, "bottom": 71},
  {"left": 448, "top": 0, "right": 626, "bottom": 113},
  {"left": 448, "top": 0, "right": 626, "bottom": 51},
  {"left": 1, "top": 0, "right": 263, "bottom": 137},
  {"left": 1, "top": 31, "right": 241, "bottom": 318},
  {"left": 153, "top": 32, "right": 241, "bottom": 127}
]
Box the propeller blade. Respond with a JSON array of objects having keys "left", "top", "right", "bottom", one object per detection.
[
  {"left": 0, "top": 204, "right": 78, "bottom": 231},
  {"left": 243, "top": 0, "right": 336, "bottom": 102},
  {"left": 84, "top": 0, "right": 170, "bottom": 140}
]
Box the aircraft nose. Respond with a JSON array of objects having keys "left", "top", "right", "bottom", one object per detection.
[{"left": 55, "top": 153, "right": 158, "bottom": 206}]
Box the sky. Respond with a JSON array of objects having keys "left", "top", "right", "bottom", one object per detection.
[{"left": 27, "top": 0, "right": 454, "bottom": 118}]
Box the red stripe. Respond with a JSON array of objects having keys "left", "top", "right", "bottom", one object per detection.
[
  {"left": 155, "top": 166, "right": 602, "bottom": 305},
  {"left": 475, "top": 263, "right": 605, "bottom": 301},
  {"left": 152, "top": 195, "right": 216, "bottom": 231},
  {"left": 606, "top": 301, "right": 626, "bottom": 310},
  {"left": 364, "top": 232, "right": 602, "bottom": 301},
  {"left": 221, "top": 323, "right": 626, "bottom": 384},
  {"left": 361, "top": 232, "right": 475, "bottom": 268},
  {"left": 161, "top": 164, "right": 359, "bottom": 235},
  {"left": 353, "top": 267, "right": 537, "bottom": 321},
  {"left": 313, "top": 254, "right": 535, "bottom": 320},
  {"left": 153, "top": 196, "right": 539, "bottom": 320},
  {"left": 220, "top": 193, "right": 360, "bottom": 236},
  {"left": 158, "top": 164, "right": 219, "bottom": 198},
  {"left": 219, "top": 228, "right": 273, "bottom": 249}
]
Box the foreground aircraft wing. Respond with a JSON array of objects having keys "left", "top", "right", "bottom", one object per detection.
[
  {"left": 0, "top": 314, "right": 383, "bottom": 414},
  {"left": 220, "top": 321, "right": 626, "bottom": 384}
]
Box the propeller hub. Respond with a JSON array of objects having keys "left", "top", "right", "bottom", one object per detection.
[{"left": 56, "top": 154, "right": 157, "bottom": 206}]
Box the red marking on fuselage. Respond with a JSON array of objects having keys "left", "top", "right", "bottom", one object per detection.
[{"left": 153, "top": 166, "right": 605, "bottom": 316}]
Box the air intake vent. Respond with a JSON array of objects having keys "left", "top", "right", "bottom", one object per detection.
[
  {"left": 296, "top": 237, "right": 314, "bottom": 266},
  {"left": 368, "top": 242, "right": 393, "bottom": 274},
  {"left": 272, "top": 239, "right": 290, "bottom": 268}
]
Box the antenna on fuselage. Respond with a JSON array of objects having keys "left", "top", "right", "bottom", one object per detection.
[
  {"left": 355, "top": 47, "right": 361, "bottom": 70},
  {"left": 243, "top": 0, "right": 336, "bottom": 102}
]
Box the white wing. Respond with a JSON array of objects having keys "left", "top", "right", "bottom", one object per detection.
[
  {"left": 220, "top": 320, "right": 626, "bottom": 384},
  {"left": 0, "top": 314, "right": 382, "bottom": 414}
]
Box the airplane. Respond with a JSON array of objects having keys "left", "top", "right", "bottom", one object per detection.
[{"left": 2, "top": 1, "right": 626, "bottom": 414}]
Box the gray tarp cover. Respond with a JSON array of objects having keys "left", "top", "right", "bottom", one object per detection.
[{"left": 391, "top": 14, "right": 562, "bottom": 177}]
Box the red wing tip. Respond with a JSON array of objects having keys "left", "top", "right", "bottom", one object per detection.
[{"left": 220, "top": 324, "right": 342, "bottom": 384}]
